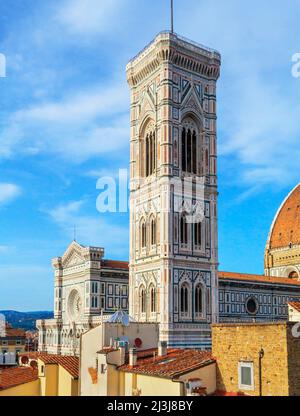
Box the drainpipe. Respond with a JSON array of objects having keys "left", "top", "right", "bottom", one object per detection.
[{"left": 259, "top": 348, "right": 264, "bottom": 397}]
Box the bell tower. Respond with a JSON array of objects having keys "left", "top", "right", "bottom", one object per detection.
[{"left": 127, "top": 32, "right": 221, "bottom": 349}]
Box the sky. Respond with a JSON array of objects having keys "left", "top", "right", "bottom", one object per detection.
[{"left": 0, "top": 0, "right": 300, "bottom": 311}]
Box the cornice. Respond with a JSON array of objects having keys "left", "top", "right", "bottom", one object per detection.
[{"left": 127, "top": 32, "right": 221, "bottom": 87}]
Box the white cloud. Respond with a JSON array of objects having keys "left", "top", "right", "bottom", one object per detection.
[
  {"left": 0, "top": 246, "right": 10, "bottom": 254},
  {"left": 46, "top": 200, "right": 129, "bottom": 257},
  {"left": 0, "top": 184, "right": 21, "bottom": 206},
  {"left": 0, "top": 82, "right": 129, "bottom": 163},
  {"left": 174, "top": 0, "right": 300, "bottom": 191},
  {"left": 57, "top": 0, "right": 127, "bottom": 36},
  {"left": 16, "top": 83, "right": 128, "bottom": 124}
]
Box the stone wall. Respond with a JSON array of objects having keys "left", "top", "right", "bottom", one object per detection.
[{"left": 212, "top": 323, "right": 293, "bottom": 396}]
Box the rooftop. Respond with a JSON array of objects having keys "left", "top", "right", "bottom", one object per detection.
[
  {"left": 128, "top": 31, "right": 221, "bottom": 67},
  {"left": 0, "top": 323, "right": 26, "bottom": 339},
  {"left": 219, "top": 271, "right": 300, "bottom": 287},
  {"left": 118, "top": 348, "right": 215, "bottom": 379},
  {"left": 38, "top": 354, "right": 79, "bottom": 379},
  {"left": 0, "top": 366, "right": 38, "bottom": 391},
  {"left": 101, "top": 260, "right": 129, "bottom": 270},
  {"left": 288, "top": 301, "right": 300, "bottom": 312}
]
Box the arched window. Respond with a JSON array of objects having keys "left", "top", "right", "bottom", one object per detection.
[
  {"left": 180, "top": 214, "right": 188, "bottom": 245},
  {"left": 150, "top": 286, "right": 156, "bottom": 313},
  {"left": 181, "top": 121, "right": 198, "bottom": 174},
  {"left": 141, "top": 220, "right": 147, "bottom": 249},
  {"left": 150, "top": 217, "right": 157, "bottom": 246},
  {"left": 145, "top": 131, "right": 156, "bottom": 177},
  {"left": 289, "top": 271, "right": 299, "bottom": 279},
  {"left": 194, "top": 222, "right": 202, "bottom": 247},
  {"left": 140, "top": 287, "right": 146, "bottom": 314},
  {"left": 195, "top": 285, "right": 203, "bottom": 314},
  {"left": 180, "top": 283, "right": 190, "bottom": 314}
]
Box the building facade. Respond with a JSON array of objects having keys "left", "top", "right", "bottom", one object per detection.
[
  {"left": 218, "top": 272, "right": 300, "bottom": 323},
  {"left": 0, "top": 323, "right": 26, "bottom": 365},
  {"left": 127, "top": 31, "right": 221, "bottom": 349},
  {"left": 212, "top": 322, "right": 300, "bottom": 396},
  {"left": 37, "top": 241, "right": 129, "bottom": 356}
]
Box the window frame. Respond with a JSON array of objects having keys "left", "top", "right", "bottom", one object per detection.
[{"left": 238, "top": 361, "right": 254, "bottom": 391}]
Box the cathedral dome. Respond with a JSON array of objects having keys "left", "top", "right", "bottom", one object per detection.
[{"left": 267, "top": 184, "right": 300, "bottom": 250}]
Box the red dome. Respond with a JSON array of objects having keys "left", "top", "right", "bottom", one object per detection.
[{"left": 268, "top": 184, "right": 300, "bottom": 249}]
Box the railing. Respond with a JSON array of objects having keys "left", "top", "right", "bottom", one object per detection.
[{"left": 128, "top": 31, "right": 220, "bottom": 64}]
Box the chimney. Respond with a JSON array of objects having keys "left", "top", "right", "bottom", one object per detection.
[
  {"left": 119, "top": 345, "right": 126, "bottom": 366},
  {"left": 129, "top": 348, "right": 137, "bottom": 367},
  {"left": 158, "top": 341, "right": 168, "bottom": 357}
]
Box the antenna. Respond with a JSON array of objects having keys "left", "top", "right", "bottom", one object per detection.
[
  {"left": 73, "top": 224, "right": 77, "bottom": 242},
  {"left": 171, "top": 0, "right": 174, "bottom": 33}
]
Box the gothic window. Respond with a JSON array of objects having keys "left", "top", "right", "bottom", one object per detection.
[
  {"left": 141, "top": 220, "right": 147, "bottom": 249},
  {"left": 181, "top": 120, "right": 198, "bottom": 174},
  {"left": 194, "top": 222, "right": 202, "bottom": 247},
  {"left": 145, "top": 131, "right": 156, "bottom": 177},
  {"left": 150, "top": 217, "right": 157, "bottom": 246},
  {"left": 180, "top": 214, "right": 188, "bottom": 245},
  {"left": 140, "top": 287, "right": 146, "bottom": 314},
  {"left": 195, "top": 284, "right": 203, "bottom": 315},
  {"left": 150, "top": 286, "right": 156, "bottom": 313},
  {"left": 180, "top": 283, "right": 190, "bottom": 314}
]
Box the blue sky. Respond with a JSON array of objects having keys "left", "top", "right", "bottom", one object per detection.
[{"left": 1, "top": 0, "right": 300, "bottom": 311}]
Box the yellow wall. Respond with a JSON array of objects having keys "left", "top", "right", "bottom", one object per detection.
[
  {"left": 38, "top": 359, "right": 58, "bottom": 396},
  {"left": 0, "top": 380, "right": 40, "bottom": 396},
  {"left": 177, "top": 364, "right": 216, "bottom": 395},
  {"left": 123, "top": 373, "right": 181, "bottom": 396},
  {"left": 212, "top": 323, "right": 290, "bottom": 396},
  {"left": 135, "top": 375, "right": 181, "bottom": 396},
  {"left": 58, "top": 366, "right": 78, "bottom": 396}
]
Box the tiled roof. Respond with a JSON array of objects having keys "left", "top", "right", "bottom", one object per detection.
[
  {"left": 269, "top": 184, "right": 300, "bottom": 249},
  {"left": 2, "top": 324, "right": 26, "bottom": 338},
  {"left": 98, "top": 348, "right": 118, "bottom": 354},
  {"left": 0, "top": 367, "right": 38, "bottom": 391},
  {"left": 38, "top": 354, "right": 79, "bottom": 378},
  {"left": 102, "top": 260, "right": 129, "bottom": 270},
  {"left": 288, "top": 302, "right": 300, "bottom": 312},
  {"left": 219, "top": 271, "right": 300, "bottom": 287},
  {"left": 213, "top": 390, "right": 249, "bottom": 396},
  {"left": 19, "top": 352, "right": 39, "bottom": 359},
  {"left": 118, "top": 349, "right": 215, "bottom": 379}
]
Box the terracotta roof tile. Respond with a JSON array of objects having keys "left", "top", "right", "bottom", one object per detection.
[
  {"left": 118, "top": 349, "right": 215, "bottom": 379},
  {"left": 213, "top": 390, "right": 249, "bottom": 396},
  {"left": 19, "top": 352, "right": 39, "bottom": 359},
  {"left": 2, "top": 325, "right": 26, "bottom": 338},
  {"left": 269, "top": 184, "right": 300, "bottom": 249},
  {"left": 288, "top": 302, "right": 300, "bottom": 312},
  {"left": 0, "top": 367, "right": 38, "bottom": 391},
  {"left": 38, "top": 354, "right": 79, "bottom": 378},
  {"left": 219, "top": 271, "right": 300, "bottom": 287},
  {"left": 102, "top": 260, "right": 129, "bottom": 270}
]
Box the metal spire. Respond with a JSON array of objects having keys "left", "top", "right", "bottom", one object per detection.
[{"left": 171, "top": 0, "right": 174, "bottom": 33}]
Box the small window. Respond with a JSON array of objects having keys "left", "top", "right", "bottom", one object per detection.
[
  {"left": 100, "top": 283, "right": 105, "bottom": 295},
  {"left": 122, "top": 285, "right": 128, "bottom": 296},
  {"left": 239, "top": 362, "right": 254, "bottom": 390}
]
